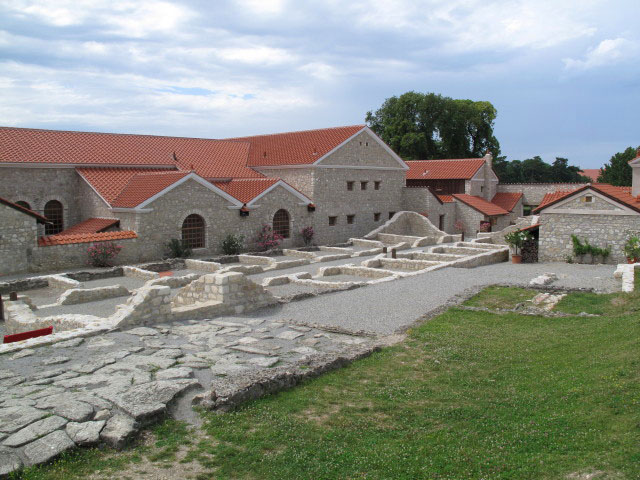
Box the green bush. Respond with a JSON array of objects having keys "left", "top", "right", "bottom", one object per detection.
[
  {"left": 221, "top": 234, "right": 244, "bottom": 255},
  {"left": 571, "top": 235, "right": 611, "bottom": 263},
  {"left": 165, "top": 238, "right": 192, "bottom": 258}
]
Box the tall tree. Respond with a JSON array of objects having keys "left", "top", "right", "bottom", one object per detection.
[
  {"left": 365, "top": 92, "right": 500, "bottom": 159},
  {"left": 598, "top": 146, "right": 639, "bottom": 186},
  {"left": 492, "top": 155, "right": 590, "bottom": 183}
]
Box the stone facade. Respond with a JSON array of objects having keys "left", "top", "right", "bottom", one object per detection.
[
  {"left": 0, "top": 203, "right": 39, "bottom": 274},
  {"left": 497, "top": 183, "right": 588, "bottom": 206}
]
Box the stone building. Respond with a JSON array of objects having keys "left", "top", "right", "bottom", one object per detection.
[
  {"left": 533, "top": 153, "right": 640, "bottom": 263},
  {"left": 0, "top": 124, "right": 567, "bottom": 274}
]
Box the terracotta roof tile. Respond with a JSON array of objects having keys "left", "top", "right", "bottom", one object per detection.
[
  {"left": 491, "top": 192, "right": 523, "bottom": 212},
  {"left": 533, "top": 184, "right": 640, "bottom": 214},
  {"left": 0, "top": 196, "right": 49, "bottom": 223},
  {"left": 228, "top": 125, "right": 364, "bottom": 167},
  {"left": 111, "top": 171, "right": 191, "bottom": 208},
  {"left": 453, "top": 194, "right": 509, "bottom": 216},
  {"left": 406, "top": 158, "right": 485, "bottom": 180},
  {"left": 579, "top": 169, "right": 600, "bottom": 182},
  {"left": 56, "top": 218, "right": 119, "bottom": 236},
  {"left": 437, "top": 194, "right": 455, "bottom": 203},
  {"left": 77, "top": 167, "right": 171, "bottom": 204},
  {"left": 213, "top": 178, "right": 280, "bottom": 204},
  {"left": 39, "top": 230, "right": 137, "bottom": 246},
  {"left": 0, "top": 127, "right": 259, "bottom": 178}
]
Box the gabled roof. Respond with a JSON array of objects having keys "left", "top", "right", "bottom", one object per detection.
[
  {"left": 534, "top": 183, "right": 640, "bottom": 214},
  {"left": 453, "top": 194, "right": 509, "bottom": 216},
  {"left": 229, "top": 125, "right": 365, "bottom": 167},
  {"left": 212, "top": 178, "right": 279, "bottom": 204},
  {"left": 0, "top": 127, "right": 258, "bottom": 178},
  {"left": 39, "top": 230, "right": 137, "bottom": 246},
  {"left": 491, "top": 192, "right": 523, "bottom": 212},
  {"left": 0, "top": 196, "right": 49, "bottom": 223},
  {"left": 77, "top": 167, "right": 171, "bottom": 205},
  {"left": 111, "top": 171, "right": 192, "bottom": 208},
  {"left": 56, "top": 218, "right": 120, "bottom": 236},
  {"left": 437, "top": 194, "right": 455, "bottom": 203},
  {"left": 406, "top": 158, "right": 486, "bottom": 180}
]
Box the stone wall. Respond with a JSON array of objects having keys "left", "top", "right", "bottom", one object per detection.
[
  {"left": 454, "top": 202, "right": 486, "bottom": 239},
  {"left": 254, "top": 167, "right": 315, "bottom": 199},
  {"left": 0, "top": 203, "right": 39, "bottom": 274},
  {"left": 364, "top": 211, "right": 447, "bottom": 241},
  {"left": 538, "top": 213, "right": 640, "bottom": 263},
  {"left": 0, "top": 167, "right": 82, "bottom": 233},
  {"left": 401, "top": 187, "right": 456, "bottom": 232},
  {"left": 497, "top": 183, "right": 588, "bottom": 206}
]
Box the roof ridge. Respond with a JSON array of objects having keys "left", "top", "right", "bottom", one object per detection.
[{"left": 225, "top": 124, "right": 365, "bottom": 141}]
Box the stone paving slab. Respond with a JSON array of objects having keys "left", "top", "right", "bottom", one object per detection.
[{"left": 0, "top": 313, "right": 375, "bottom": 475}]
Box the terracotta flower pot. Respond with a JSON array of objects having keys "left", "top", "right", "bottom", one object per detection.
[{"left": 511, "top": 254, "right": 522, "bottom": 264}]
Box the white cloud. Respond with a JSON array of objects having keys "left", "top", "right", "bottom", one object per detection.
[
  {"left": 563, "top": 37, "right": 638, "bottom": 71},
  {"left": 233, "top": 0, "right": 287, "bottom": 16},
  {"left": 216, "top": 46, "right": 296, "bottom": 65}
]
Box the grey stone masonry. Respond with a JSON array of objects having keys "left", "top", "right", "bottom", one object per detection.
[{"left": 0, "top": 202, "right": 39, "bottom": 275}]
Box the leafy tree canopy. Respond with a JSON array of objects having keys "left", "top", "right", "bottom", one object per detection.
[
  {"left": 492, "top": 156, "right": 590, "bottom": 184},
  {"left": 597, "top": 146, "right": 639, "bottom": 186},
  {"left": 365, "top": 91, "right": 500, "bottom": 160}
]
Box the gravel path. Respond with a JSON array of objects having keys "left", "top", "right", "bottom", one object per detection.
[{"left": 245, "top": 263, "right": 619, "bottom": 335}]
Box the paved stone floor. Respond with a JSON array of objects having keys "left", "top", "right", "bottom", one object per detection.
[
  {"left": 0, "top": 260, "right": 620, "bottom": 475},
  {"left": 0, "top": 316, "right": 372, "bottom": 473}
]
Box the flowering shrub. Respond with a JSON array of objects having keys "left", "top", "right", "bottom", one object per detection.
[
  {"left": 479, "top": 221, "right": 491, "bottom": 232},
  {"left": 221, "top": 233, "right": 244, "bottom": 255},
  {"left": 256, "top": 224, "right": 283, "bottom": 251},
  {"left": 300, "top": 226, "right": 314, "bottom": 246},
  {"left": 453, "top": 220, "right": 465, "bottom": 233},
  {"left": 87, "top": 242, "right": 122, "bottom": 267}
]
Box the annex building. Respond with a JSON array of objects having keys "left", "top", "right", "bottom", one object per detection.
[{"left": 0, "top": 124, "right": 611, "bottom": 274}]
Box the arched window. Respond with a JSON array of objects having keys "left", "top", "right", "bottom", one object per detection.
[
  {"left": 44, "top": 200, "right": 64, "bottom": 235},
  {"left": 15, "top": 201, "right": 31, "bottom": 210},
  {"left": 182, "top": 214, "right": 205, "bottom": 249},
  {"left": 273, "top": 209, "right": 290, "bottom": 238}
]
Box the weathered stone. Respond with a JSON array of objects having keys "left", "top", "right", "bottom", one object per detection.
[
  {"left": 43, "top": 356, "right": 70, "bottom": 365},
  {"left": 100, "top": 414, "right": 137, "bottom": 449},
  {"left": 248, "top": 357, "right": 279, "bottom": 368},
  {"left": 86, "top": 337, "right": 116, "bottom": 348},
  {"left": 156, "top": 367, "right": 194, "bottom": 380},
  {"left": 0, "top": 448, "right": 23, "bottom": 476},
  {"left": 0, "top": 376, "right": 25, "bottom": 387},
  {"left": 66, "top": 420, "right": 105, "bottom": 446},
  {"left": 10, "top": 349, "right": 34, "bottom": 359},
  {"left": 210, "top": 361, "right": 249, "bottom": 376},
  {"left": 23, "top": 430, "right": 75, "bottom": 466},
  {"left": 0, "top": 406, "right": 48, "bottom": 434},
  {"left": 52, "top": 401, "right": 94, "bottom": 422},
  {"left": 2, "top": 415, "right": 67, "bottom": 448},
  {"left": 237, "top": 336, "right": 259, "bottom": 344},
  {"left": 152, "top": 348, "right": 184, "bottom": 359},
  {"left": 277, "top": 330, "right": 304, "bottom": 340},
  {"left": 99, "top": 379, "right": 199, "bottom": 422},
  {"left": 72, "top": 359, "right": 116, "bottom": 374},
  {"left": 229, "top": 345, "right": 274, "bottom": 356},
  {"left": 126, "top": 327, "right": 159, "bottom": 336},
  {"left": 94, "top": 409, "right": 111, "bottom": 421},
  {"left": 0, "top": 370, "right": 16, "bottom": 380},
  {"left": 53, "top": 338, "right": 84, "bottom": 348}
]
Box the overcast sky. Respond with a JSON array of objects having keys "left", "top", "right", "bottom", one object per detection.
[{"left": 1, "top": 0, "right": 638, "bottom": 168}]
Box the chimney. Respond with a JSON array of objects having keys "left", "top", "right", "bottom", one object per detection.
[
  {"left": 632, "top": 149, "right": 640, "bottom": 197},
  {"left": 484, "top": 150, "right": 493, "bottom": 169}
]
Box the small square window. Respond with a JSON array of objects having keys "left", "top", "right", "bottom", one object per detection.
[
  {"left": 583, "top": 195, "right": 594, "bottom": 203},
  {"left": 329, "top": 216, "right": 337, "bottom": 226},
  {"left": 347, "top": 181, "right": 354, "bottom": 191},
  {"left": 388, "top": 211, "right": 396, "bottom": 219},
  {"left": 361, "top": 181, "right": 368, "bottom": 190},
  {"left": 374, "top": 212, "right": 381, "bottom": 221},
  {"left": 347, "top": 214, "right": 355, "bottom": 224},
  {"left": 365, "top": 142, "right": 369, "bottom": 146},
  {"left": 374, "top": 181, "right": 381, "bottom": 190}
]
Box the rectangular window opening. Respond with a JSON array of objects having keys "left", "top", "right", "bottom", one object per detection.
[
  {"left": 347, "top": 214, "right": 355, "bottom": 224},
  {"left": 374, "top": 212, "right": 381, "bottom": 221},
  {"left": 388, "top": 211, "right": 396, "bottom": 219},
  {"left": 374, "top": 181, "right": 381, "bottom": 190},
  {"left": 328, "top": 216, "right": 337, "bottom": 226},
  {"left": 361, "top": 181, "right": 368, "bottom": 190},
  {"left": 347, "top": 181, "right": 354, "bottom": 191}
]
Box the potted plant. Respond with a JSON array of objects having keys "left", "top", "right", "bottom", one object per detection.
[
  {"left": 623, "top": 235, "right": 640, "bottom": 264},
  {"left": 504, "top": 230, "right": 531, "bottom": 264}
]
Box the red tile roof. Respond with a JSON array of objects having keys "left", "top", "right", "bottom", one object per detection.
[
  {"left": 0, "top": 196, "right": 49, "bottom": 223},
  {"left": 213, "top": 178, "right": 280, "bottom": 204},
  {"left": 39, "top": 230, "right": 137, "bottom": 246},
  {"left": 56, "top": 218, "right": 120, "bottom": 236},
  {"left": 533, "top": 183, "right": 640, "bottom": 214},
  {"left": 229, "top": 125, "right": 365, "bottom": 167},
  {"left": 580, "top": 169, "right": 601, "bottom": 182},
  {"left": 77, "top": 167, "right": 170, "bottom": 204},
  {"left": 491, "top": 192, "right": 523, "bottom": 212},
  {"left": 437, "top": 194, "right": 455, "bottom": 203},
  {"left": 406, "top": 158, "right": 485, "bottom": 180},
  {"left": 0, "top": 127, "right": 259, "bottom": 178},
  {"left": 453, "top": 194, "right": 509, "bottom": 216},
  {"left": 534, "top": 190, "right": 581, "bottom": 212},
  {"left": 111, "top": 171, "right": 191, "bottom": 208}
]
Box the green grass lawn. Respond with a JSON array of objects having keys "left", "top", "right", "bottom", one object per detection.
[{"left": 16, "top": 287, "right": 640, "bottom": 480}]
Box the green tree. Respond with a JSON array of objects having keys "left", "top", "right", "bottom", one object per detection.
[
  {"left": 365, "top": 92, "right": 500, "bottom": 160},
  {"left": 492, "top": 156, "right": 589, "bottom": 183},
  {"left": 598, "top": 146, "right": 639, "bottom": 186}
]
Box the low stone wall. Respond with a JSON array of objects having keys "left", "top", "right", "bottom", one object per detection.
[
  {"left": 5, "top": 300, "right": 101, "bottom": 335},
  {"left": 318, "top": 265, "right": 395, "bottom": 280},
  {"left": 0, "top": 277, "right": 49, "bottom": 295},
  {"left": 448, "top": 246, "right": 509, "bottom": 269},
  {"left": 615, "top": 263, "right": 638, "bottom": 292},
  {"left": 184, "top": 259, "right": 221, "bottom": 272},
  {"left": 45, "top": 274, "right": 81, "bottom": 289},
  {"left": 365, "top": 211, "right": 447, "bottom": 239},
  {"left": 431, "top": 246, "right": 489, "bottom": 255},
  {"left": 350, "top": 238, "right": 383, "bottom": 248},
  {"left": 376, "top": 233, "right": 422, "bottom": 245},
  {"left": 123, "top": 266, "right": 159, "bottom": 280},
  {"left": 110, "top": 285, "right": 171, "bottom": 329},
  {"left": 218, "top": 264, "right": 264, "bottom": 274},
  {"left": 397, "top": 252, "right": 463, "bottom": 262},
  {"left": 282, "top": 249, "right": 316, "bottom": 259},
  {"left": 267, "top": 259, "right": 310, "bottom": 270},
  {"left": 376, "top": 258, "right": 440, "bottom": 271},
  {"left": 238, "top": 254, "right": 275, "bottom": 266},
  {"left": 147, "top": 273, "right": 200, "bottom": 288},
  {"left": 57, "top": 285, "right": 130, "bottom": 305}
]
